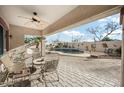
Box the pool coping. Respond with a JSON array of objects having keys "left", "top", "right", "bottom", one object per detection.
[{"left": 48, "top": 51, "right": 91, "bottom": 58}]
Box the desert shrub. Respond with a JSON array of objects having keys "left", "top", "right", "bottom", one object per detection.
[
  {"left": 102, "top": 37, "right": 113, "bottom": 41},
  {"left": 115, "top": 47, "right": 121, "bottom": 56}
]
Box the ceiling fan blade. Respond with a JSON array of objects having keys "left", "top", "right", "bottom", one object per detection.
[
  {"left": 35, "top": 22, "right": 42, "bottom": 27},
  {"left": 38, "top": 20, "right": 48, "bottom": 28},
  {"left": 38, "top": 21, "right": 44, "bottom": 25},
  {"left": 39, "top": 19, "right": 48, "bottom": 24},
  {"left": 32, "top": 14, "right": 48, "bottom": 25},
  {"left": 35, "top": 16, "right": 48, "bottom": 24},
  {"left": 18, "top": 16, "right": 32, "bottom": 20},
  {"left": 24, "top": 21, "right": 33, "bottom": 25},
  {"left": 33, "top": 22, "right": 43, "bottom": 30}
]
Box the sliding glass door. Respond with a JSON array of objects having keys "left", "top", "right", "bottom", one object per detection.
[{"left": 0, "top": 25, "right": 3, "bottom": 55}]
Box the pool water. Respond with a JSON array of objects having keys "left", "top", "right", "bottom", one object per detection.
[{"left": 54, "top": 48, "right": 84, "bottom": 54}]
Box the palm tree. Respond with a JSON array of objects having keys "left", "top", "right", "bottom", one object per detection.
[{"left": 34, "top": 37, "right": 41, "bottom": 48}]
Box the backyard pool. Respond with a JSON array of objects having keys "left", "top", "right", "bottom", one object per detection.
[{"left": 54, "top": 48, "right": 84, "bottom": 54}]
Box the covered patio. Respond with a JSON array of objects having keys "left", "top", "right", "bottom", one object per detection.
[{"left": 0, "top": 5, "right": 124, "bottom": 87}]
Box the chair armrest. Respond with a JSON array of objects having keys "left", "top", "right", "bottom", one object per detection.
[
  {"left": 10, "top": 67, "right": 31, "bottom": 79},
  {"left": 22, "top": 67, "right": 30, "bottom": 74}
]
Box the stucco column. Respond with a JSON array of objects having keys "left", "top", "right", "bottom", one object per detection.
[
  {"left": 121, "top": 18, "right": 124, "bottom": 87},
  {"left": 121, "top": 6, "right": 124, "bottom": 87},
  {"left": 41, "top": 36, "right": 46, "bottom": 57}
]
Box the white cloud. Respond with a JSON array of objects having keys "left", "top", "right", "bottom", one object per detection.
[
  {"left": 108, "top": 29, "right": 122, "bottom": 39},
  {"left": 102, "top": 29, "right": 122, "bottom": 39},
  {"left": 84, "top": 38, "right": 94, "bottom": 42},
  {"left": 98, "top": 15, "right": 119, "bottom": 23},
  {"left": 49, "top": 34, "right": 57, "bottom": 37},
  {"left": 62, "top": 30, "right": 84, "bottom": 37},
  {"left": 111, "top": 17, "right": 119, "bottom": 23},
  {"left": 46, "top": 34, "right": 57, "bottom": 39},
  {"left": 98, "top": 19, "right": 107, "bottom": 22},
  {"left": 111, "top": 29, "right": 122, "bottom": 35}
]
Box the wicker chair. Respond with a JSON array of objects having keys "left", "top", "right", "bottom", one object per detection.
[
  {"left": 0, "top": 53, "right": 31, "bottom": 86},
  {"left": 0, "top": 63, "right": 8, "bottom": 85},
  {"left": 40, "top": 54, "right": 59, "bottom": 87}
]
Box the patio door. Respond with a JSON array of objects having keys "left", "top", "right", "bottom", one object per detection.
[{"left": 0, "top": 25, "right": 3, "bottom": 55}]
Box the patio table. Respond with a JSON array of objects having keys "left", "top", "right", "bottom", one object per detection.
[{"left": 33, "top": 57, "right": 45, "bottom": 65}]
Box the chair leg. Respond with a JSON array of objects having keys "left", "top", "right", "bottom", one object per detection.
[
  {"left": 29, "top": 74, "right": 31, "bottom": 81},
  {"left": 12, "top": 78, "right": 14, "bottom": 86},
  {"left": 41, "top": 73, "right": 47, "bottom": 87},
  {"left": 6, "top": 74, "right": 9, "bottom": 84},
  {"left": 55, "top": 71, "right": 59, "bottom": 82}
]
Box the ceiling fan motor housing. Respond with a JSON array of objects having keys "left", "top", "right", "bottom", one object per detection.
[
  {"left": 32, "top": 12, "right": 40, "bottom": 23},
  {"left": 33, "top": 12, "right": 37, "bottom": 15}
]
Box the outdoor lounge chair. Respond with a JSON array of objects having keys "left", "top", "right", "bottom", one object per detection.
[
  {"left": 0, "top": 53, "right": 31, "bottom": 86},
  {"left": 0, "top": 61, "right": 8, "bottom": 85}
]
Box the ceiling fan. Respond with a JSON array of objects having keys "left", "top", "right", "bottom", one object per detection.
[{"left": 18, "top": 12, "right": 47, "bottom": 29}]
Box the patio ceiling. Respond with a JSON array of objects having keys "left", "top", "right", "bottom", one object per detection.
[
  {"left": 43, "top": 5, "right": 122, "bottom": 35},
  {"left": 0, "top": 5, "right": 78, "bottom": 30},
  {"left": 0, "top": 5, "right": 122, "bottom": 34}
]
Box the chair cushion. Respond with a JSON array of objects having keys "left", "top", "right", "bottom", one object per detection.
[
  {"left": 0, "top": 54, "right": 14, "bottom": 68},
  {"left": 1, "top": 54, "right": 26, "bottom": 73},
  {"left": 0, "top": 64, "right": 6, "bottom": 72}
]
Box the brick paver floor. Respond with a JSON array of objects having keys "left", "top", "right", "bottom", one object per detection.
[{"left": 30, "top": 55, "right": 121, "bottom": 87}]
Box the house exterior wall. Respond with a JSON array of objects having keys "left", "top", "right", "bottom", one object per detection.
[{"left": 9, "top": 24, "right": 41, "bottom": 49}]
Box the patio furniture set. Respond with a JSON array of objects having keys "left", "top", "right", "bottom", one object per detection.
[{"left": 0, "top": 44, "right": 59, "bottom": 87}]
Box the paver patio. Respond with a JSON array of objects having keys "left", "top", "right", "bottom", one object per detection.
[{"left": 29, "top": 55, "right": 121, "bottom": 87}]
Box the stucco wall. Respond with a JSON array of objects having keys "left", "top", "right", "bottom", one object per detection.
[
  {"left": 9, "top": 24, "right": 41, "bottom": 49},
  {"left": 84, "top": 41, "right": 121, "bottom": 52},
  {"left": 59, "top": 41, "right": 121, "bottom": 52}
]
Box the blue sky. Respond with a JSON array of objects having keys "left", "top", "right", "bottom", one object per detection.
[{"left": 46, "top": 13, "right": 121, "bottom": 44}]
